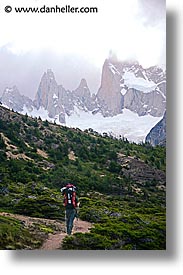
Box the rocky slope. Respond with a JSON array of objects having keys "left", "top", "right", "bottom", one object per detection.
[{"left": 145, "top": 111, "right": 166, "bottom": 146}]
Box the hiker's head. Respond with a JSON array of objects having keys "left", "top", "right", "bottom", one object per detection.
[
  {"left": 61, "top": 183, "right": 77, "bottom": 193},
  {"left": 66, "top": 183, "right": 77, "bottom": 188}
]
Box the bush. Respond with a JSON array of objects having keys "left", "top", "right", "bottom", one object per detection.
[{"left": 62, "top": 232, "right": 114, "bottom": 250}]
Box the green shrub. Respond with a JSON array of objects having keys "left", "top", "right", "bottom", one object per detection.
[
  {"left": 0, "top": 216, "right": 42, "bottom": 249},
  {"left": 62, "top": 232, "right": 114, "bottom": 250}
]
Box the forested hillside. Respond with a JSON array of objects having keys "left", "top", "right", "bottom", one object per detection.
[{"left": 0, "top": 105, "right": 166, "bottom": 250}]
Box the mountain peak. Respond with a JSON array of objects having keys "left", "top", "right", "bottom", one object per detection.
[
  {"left": 42, "top": 69, "right": 56, "bottom": 81},
  {"left": 3, "top": 85, "right": 19, "bottom": 95},
  {"left": 47, "top": 68, "right": 54, "bottom": 75},
  {"left": 78, "top": 78, "right": 88, "bottom": 90},
  {"left": 97, "top": 59, "right": 123, "bottom": 117},
  {"left": 1, "top": 86, "right": 33, "bottom": 112},
  {"left": 34, "top": 68, "right": 59, "bottom": 113}
]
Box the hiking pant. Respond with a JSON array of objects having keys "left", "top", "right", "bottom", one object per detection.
[{"left": 65, "top": 208, "right": 76, "bottom": 235}]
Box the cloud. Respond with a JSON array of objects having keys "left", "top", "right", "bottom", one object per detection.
[
  {"left": 0, "top": 0, "right": 166, "bottom": 97},
  {"left": 0, "top": 0, "right": 165, "bottom": 66},
  {"left": 137, "top": 0, "right": 166, "bottom": 26}
]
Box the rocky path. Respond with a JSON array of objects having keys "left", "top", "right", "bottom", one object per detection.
[{"left": 0, "top": 212, "right": 92, "bottom": 250}]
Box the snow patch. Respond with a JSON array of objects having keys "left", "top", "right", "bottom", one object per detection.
[
  {"left": 22, "top": 105, "right": 52, "bottom": 122},
  {"left": 123, "top": 71, "right": 157, "bottom": 93},
  {"left": 120, "top": 88, "right": 127, "bottom": 96},
  {"left": 5, "top": 88, "right": 13, "bottom": 93},
  {"left": 108, "top": 63, "right": 120, "bottom": 75}
]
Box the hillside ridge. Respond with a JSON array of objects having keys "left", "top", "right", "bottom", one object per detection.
[{"left": 0, "top": 105, "right": 166, "bottom": 250}]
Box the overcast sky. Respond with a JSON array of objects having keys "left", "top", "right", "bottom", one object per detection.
[{"left": 0, "top": 0, "right": 166, "bottom": 99}]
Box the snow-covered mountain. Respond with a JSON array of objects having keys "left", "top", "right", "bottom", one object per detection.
[
  {"left": 33, "top": 69, "right": 97, "bottom": 123},
  {"left": 97, "top": 59, "right": 166, "bottom": 117},
  {"left": 0, "top": 58, "right": 166, "bottom": 143}
]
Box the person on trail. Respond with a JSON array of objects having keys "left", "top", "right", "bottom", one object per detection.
[{"left": 61, "top": 183, "right": 79, "bottom": 235}]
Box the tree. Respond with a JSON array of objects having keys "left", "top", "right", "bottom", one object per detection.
[{"left": 43, "top": 120, "right": 49, "bottom": 127}]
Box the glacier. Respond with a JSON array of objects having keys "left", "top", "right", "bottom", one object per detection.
[
  {"left": 65, "top": 107, "right": 162, "bottom": 143},
  {"left": 21, "top": 105, "right": 162, "bottom": 144}
]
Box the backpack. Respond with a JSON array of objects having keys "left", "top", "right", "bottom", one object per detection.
[{"left": 61, "top": 184, "right": 77, "bottom": 208}]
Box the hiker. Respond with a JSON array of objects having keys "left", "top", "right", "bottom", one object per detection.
[{"left": 61, "top": 183, "right": 79, "bottom": 235}]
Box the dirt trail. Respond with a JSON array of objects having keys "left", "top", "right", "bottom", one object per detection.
[
  {"left": 41, "top": 218, "right": 93, "bottom": 250},
  {"left": 41, "top": 232, "right": 67, "bottom": 250},
  {"left": 0, "top": 212, "right": 92, "bottom": 250}
]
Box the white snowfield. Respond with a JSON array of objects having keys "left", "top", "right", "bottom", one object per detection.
[
  {"left": 22, "top": 105, "right": 162, "bottom": 144},
  {"left": 22, "top": 106, "right": 51, "bottom": 121},
  {"left": 65, "top": 107, "right": 162, "bottom": 143},
  {"left": 123, "top": 71, "right": 157, "bottom": 93}
]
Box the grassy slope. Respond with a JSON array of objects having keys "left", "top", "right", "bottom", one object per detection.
[{"left": 0, "top": 106, "right": 166, "bottom": 249}]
